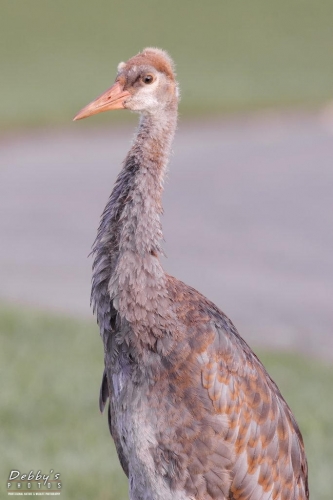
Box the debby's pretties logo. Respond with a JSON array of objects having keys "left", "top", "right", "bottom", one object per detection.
[{"left": 7, "top": 470, "right": 62, "bottom": 496}]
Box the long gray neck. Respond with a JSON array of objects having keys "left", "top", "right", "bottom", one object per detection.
[
  {"left": 91, "top": 106, "right": 178, "bottom": 345},
  {"left": 118, "top": 108, "right": 177, "bottom": 257}
]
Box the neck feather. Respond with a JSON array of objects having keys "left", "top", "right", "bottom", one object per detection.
[
  {"left": 119, "top": 108, "right": 177, "bottom": 256},
  {"left": 91, "top": 105, "right": 178, "bottom": 344}
]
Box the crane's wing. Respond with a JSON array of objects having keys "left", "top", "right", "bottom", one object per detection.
[
  {"left": 200, "top": 315, "right": 308, "bottom": 499},
  {"left": 166, "top": 276, "right": 309, "bottom": 500},
  {"left": 99, "top": 369, "right": 129, "bottom": 477}
]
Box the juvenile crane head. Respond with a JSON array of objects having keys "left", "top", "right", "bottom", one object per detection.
[{"left": 74, "top": 48, "right": 178, "bottom": 121}]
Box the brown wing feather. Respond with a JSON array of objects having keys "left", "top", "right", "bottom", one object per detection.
[{"left": 165, "top": 275, "right": 309, "bottom": 500}]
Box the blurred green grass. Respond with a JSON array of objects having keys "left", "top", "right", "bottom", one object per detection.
[
  {"left": 1, "top": 303, "right": 332, "bottom": 499},
  {"left": 1, "top": 0, "right": 333, "bottom": 129}
]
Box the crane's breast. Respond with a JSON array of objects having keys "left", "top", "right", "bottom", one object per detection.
[{"left": 110, "top": 364, "right": 196, "bottom": 500}]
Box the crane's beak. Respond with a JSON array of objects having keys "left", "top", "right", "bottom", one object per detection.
[{"left": 73, "top": 81, "right": 131, "bottom": 121}]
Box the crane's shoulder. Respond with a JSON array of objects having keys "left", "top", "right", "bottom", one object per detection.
[{"left": 166, "top": 273, "right": 256, "bottom": 363}]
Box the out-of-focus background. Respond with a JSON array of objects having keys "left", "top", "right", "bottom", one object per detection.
[{"left": 1, "top": 1, "right": 333, "bottom": 499}]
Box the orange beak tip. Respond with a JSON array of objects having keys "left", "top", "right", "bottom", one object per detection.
[{"left": 73, "top": 107, "right": 89, "bottom": 121}]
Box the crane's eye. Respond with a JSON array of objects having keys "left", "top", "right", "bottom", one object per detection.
[{"left": 142, "top": 74, "right": 154, "bottom": 85}]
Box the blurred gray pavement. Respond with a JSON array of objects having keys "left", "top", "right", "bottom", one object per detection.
[{"left": 1, "top": 112, "right": 332, "bottom": 360}]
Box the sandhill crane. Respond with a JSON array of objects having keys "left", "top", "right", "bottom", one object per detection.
[{"left": 74, "top": 48, "right": 309, "bottom": 500}]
